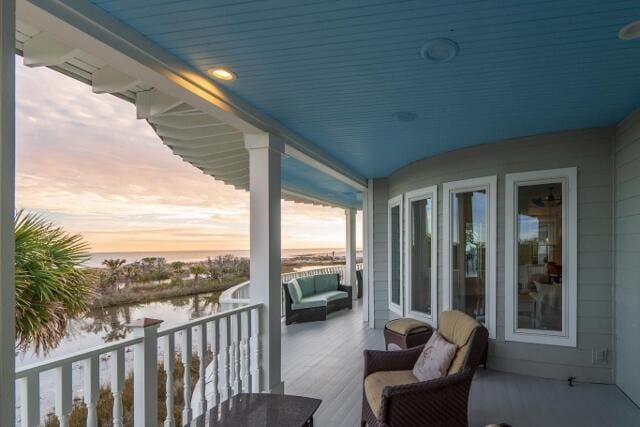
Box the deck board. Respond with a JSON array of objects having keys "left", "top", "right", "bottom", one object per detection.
[{"left": 281, "top": 301, "right": 640, "bottom": 427}]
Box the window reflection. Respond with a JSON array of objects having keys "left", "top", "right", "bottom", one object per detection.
[
  {"left": 410, "top": 198, "right": 432, "bottom": 315},
  {"left": 451, "top": 191, "right": 487, "bottom": 323},
  {"left": 516, "top": 183, "right": 563, "bottom": 331}
]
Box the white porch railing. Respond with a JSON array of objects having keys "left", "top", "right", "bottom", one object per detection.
[
  {"left": 220, "top": 264, "right": 364, "bottom": 317},
  {"left": 15, "top": 303, "right": 262, "bottom": 426}
]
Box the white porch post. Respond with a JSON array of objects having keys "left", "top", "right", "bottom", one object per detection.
[
  {"left": 245, "top": 133, "right": 283, "bottom": 393},
  {"left": 0, "top": 0, "right": 16, "bottom": 424},
  {"left": 345, "top": 208, "right": 357, "bottom": 299}
]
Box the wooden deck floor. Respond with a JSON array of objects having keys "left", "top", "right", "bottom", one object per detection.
[{"left": 281, "top": 301, "right": 640, "bottom": 427}]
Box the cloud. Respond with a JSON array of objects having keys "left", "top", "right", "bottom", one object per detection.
[{"left": 15, "top": 59, "right": 361, "bottom": 252}]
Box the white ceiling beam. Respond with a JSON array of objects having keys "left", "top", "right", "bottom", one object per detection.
[
  {"left": 135, "top": 89, "right": 183, "bottom": 119},
  {"left": 91, "top": 65, "right": 141, "bottom": 94},
  {"left": 194, "top": 156, "right": 248, "bottom": 170},
  {"left": 22, "top": 31, "right": 77, "bottom": 66},
  {"left": 179, "top": 148, "right": 246, "bottom": 162},
  {"left": 162, "top": 134, "right": 242, "bottom": 148},
  {"left": 17, "top": 0, "right": 367, "bottom": 191},
  {"left": 154, "top": 123, "right": 237, "bottom": 140},
  {"left": 148, "top": 113, "right": 222, "bottom": 129},
  {"left": 167, "top": 141, "right": 240, "bottom": 156}
]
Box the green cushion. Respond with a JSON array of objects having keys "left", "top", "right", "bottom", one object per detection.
[
  {"left": 286, "top": 280, "right": 303, "bottom": 304},
  {"left": 314, "top": 273, "right": 339, "bottom": 293},
  {"left": 291, "top": 297, "right": 326, "bottom": 310},
  {"left": 315, "top": 291, "right": 348, "bottom": 302},
  {"left": 296, "top": 276, "right": 316, "bottom": 297}
]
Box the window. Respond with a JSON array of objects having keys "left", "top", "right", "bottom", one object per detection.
[
  {"left": 388, "top": 195, "right": 403, "bottom": 316},
  {"left": 505, "top": 168, "right": 577, "bottom": 346},
  {"left": 404, "top": 186, "right": 438, "bottom": 326},
  {"left": 443, "top": 176, "right": 497, "bottom": 339}
]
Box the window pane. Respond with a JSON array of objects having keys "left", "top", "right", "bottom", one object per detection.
[
  {"left": 516, "top": 183, "right": 563, "bottom": 331},
  {"left": 410, "top": 198, "right": 432, "bottom": 315},
  {"left": 390, "top": 205, "right": 401, "bottom": 305},
  {"left": 451, "top": 191, "right": 487, "bottom": 323}
]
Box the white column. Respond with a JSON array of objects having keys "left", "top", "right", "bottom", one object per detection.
[
  {"left": 345, "top": 208, "right": 357, "bottom": 299},
  {"left": 0, "top": 0, "right": 16, "bottom": 425},
  {"left": 245, "top": 133, "right": 283, "bottom": 394},
  {"left": 129, "top": 318, "right": 163, "bottom": 427}
]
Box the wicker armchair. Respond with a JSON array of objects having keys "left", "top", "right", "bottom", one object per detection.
[{"left": 361, "top": 311, "right": 489, "bottom": 426}]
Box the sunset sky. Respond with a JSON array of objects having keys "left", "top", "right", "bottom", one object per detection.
[{"left": 15, "top": 59, "right": 361, "bottom": 253}]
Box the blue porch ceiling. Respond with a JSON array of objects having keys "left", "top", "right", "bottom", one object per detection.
[{"left": 89, "top": 0, "right": 640, "bottom": 179}]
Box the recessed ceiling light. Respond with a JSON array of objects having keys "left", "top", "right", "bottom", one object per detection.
[
  {"left": 393, "top": 111, "right": 417, "bottom": 123},
  {"left": 208, "top": 67, "right": 236, "bottom": 81},
  {"left": 619, "top": 20, "right": 640, "bottom": 40},
  {"left": 421, "top": 38, "right": 459, "bottom": 62}
]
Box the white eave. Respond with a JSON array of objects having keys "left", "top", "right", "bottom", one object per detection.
[{"left": 15, "top": 0, "right": 366, "bottom": 210}]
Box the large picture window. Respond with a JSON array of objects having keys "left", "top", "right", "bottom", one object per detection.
[
  {"left": 505, "top": 168, "right": 577, "bottom": 346},
  {"left": 404, "top": 186, "right": 438, "bottom": 326},
  {"left": 443, "top": 176, "right": 497, "bottom": 338},
  {"left": 388, "top": 195, "right": 403, "bottom": 316}
]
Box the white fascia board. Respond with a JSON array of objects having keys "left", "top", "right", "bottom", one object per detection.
[{"left": 18, "top": 0, "right": 367, "bottom": 192}]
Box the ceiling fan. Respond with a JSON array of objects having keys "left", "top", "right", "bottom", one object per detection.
[{"left": 531, "top": 186, "right": 562, "bottom": 208}]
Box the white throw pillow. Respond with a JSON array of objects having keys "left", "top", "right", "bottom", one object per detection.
[{"left": 412, "top": 331, "right": 457, "bottom": 382}]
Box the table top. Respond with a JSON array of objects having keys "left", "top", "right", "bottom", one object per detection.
[{"left": 209, "top": 393, "right": 322, "bottom": 427}]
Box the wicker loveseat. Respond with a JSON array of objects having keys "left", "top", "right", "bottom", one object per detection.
[
  {"left": 361, "top": 310, "right": 489, "bottom": 426},
  {"left": 283, "top": 273, "right": 352, "bottom": 325}
]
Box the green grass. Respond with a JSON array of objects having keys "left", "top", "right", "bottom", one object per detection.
[{"left": 91, "top": 274, "right": 248, "bottom": 308}]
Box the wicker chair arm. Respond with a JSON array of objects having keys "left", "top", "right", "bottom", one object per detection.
[
  {"left": 337, "top": 284, "right": 353, "bottom": 298},
  {"left": 363, "top": 346, "right": 424, "bottom": 376},
  {"left": 379, "top": 370, "right": 474, "bottom": 425}
]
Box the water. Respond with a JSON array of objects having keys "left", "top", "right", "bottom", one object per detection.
[{"left": 16, "top": 292, "right": 222, "bottom": 419}]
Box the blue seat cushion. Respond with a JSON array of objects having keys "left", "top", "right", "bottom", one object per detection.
[
  {"left": 314, "top": 273, "right": 339, "bottom": 293},
  {"left": 315, "top": 291, "right": 348, "bottom": 302},
  {"left": 296, "top": 276, "right": 316, "bottom": 297},
  {"left": 286, "top": 280, "right": 303, "bottom": 304},
  {"left": 292, "top": 295, "right": 327, "bottom": 310}
]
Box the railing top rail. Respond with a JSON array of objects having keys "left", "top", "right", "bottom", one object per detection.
[
  {"left": 16, "top": 336, "right": 143, "bottom": 379},
  {"left": 157, "top": 302, "right": 262, "bottom": 337},
  {"left": 16, "top": 302, "right": 263, "bottom": 379}
]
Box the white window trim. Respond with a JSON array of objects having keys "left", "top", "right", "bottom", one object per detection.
[
  {"left": 504, "top": 167, "right": 577, "bottom": 347},
  {"left": 404, "top": 186, "right": 438, "bottom": 327},
  {"left": 388, "top": 195, "right": 404, "bottom": 317},
  {"left": 442, "top": 176, "right": 497, "bottom": 339}
]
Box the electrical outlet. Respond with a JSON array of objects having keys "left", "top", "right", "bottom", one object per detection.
[{"left": 592, "top": 348, "right": 608, "bottom": 365}]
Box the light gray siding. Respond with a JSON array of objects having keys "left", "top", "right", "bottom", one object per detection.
[
  {"left": 386, "top": 128, "right": 615, "bottom": 383},
  {"left": 615, "top": 109, "right": 640, "bottom": 405},
  {"left": 371, "top": 178, "right": 389, "bottom": 328}
]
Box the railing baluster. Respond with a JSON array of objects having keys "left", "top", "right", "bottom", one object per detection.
[
  {"left": 230, "top": 314, "right": 240, "bottom": 395},
  {"left": 240, "top": 310, "right": 250, "bottom": 393},
  {"left": 209, "top": 319, "right": 219, "bottom": 409},
  {"left": 111, "top": 348, "right": 125, "bottom": 427},
  {"left": 162, "top": 334, "right": 175, "bottom": 427},
  {"left": 196, "top": 323, "right": 207, "bottom": 417},
  {"left": 55, "top": 364, "right": 72, "bottom": 427},
  {"left": 83, "top": 356, "right": 99, "bottom": 427},
  {"left": 249, "top": 308, "right": 261, "bottom": 392},
  {"left": 181, "top": 327, "right": 193, "bottom": 425},
  {"left": 19, "top": 373, "right": 39, "bottom": 427},
  {"left": 218, "top": 317, "right": 231, "bottom": 401}
]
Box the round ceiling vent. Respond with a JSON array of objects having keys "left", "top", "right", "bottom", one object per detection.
[
  {"left": 421, "top": 38, "right": 459, "bottom": 62},
  {"left": 619, "top": 20, "right": 640, "bottom": 40},
  {"left": 393, "top": 111, "right": 418, "bottom": 123}
]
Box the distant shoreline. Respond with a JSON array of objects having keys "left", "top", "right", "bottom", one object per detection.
[{"left": 86, "top": 247, "right": 363, "bottom": 268}]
